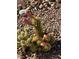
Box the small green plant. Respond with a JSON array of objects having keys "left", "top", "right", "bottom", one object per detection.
[{"left": 17, "top": 5, "right": 55, "bottom": 53}]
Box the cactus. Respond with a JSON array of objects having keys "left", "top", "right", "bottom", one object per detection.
[{"left": 17, "top": 11, "right": 55, "bottom": 53}]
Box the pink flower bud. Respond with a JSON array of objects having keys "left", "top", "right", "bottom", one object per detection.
[
  {"left": 40, "top": 42, "right": 48, "bottom": 47},
  {"left": 20, "top": 17, "right": 32, "bottom": 25},
  {"left": 23, "top": 12, "right": 32, "bottom": 17}
]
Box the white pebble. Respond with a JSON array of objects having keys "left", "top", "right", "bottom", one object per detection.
[
  {"left": 19, "top": 9, "right": 26, "bottom": 15},
  {"left": 45, "top": 0, "right": 49, "bottom": 1},
  {"left": 51, "top": 3, "right": 54, "bottom": 7},
  {"left": 19, "top": 6, "right": 31, "bottom": 15},
  {"left": 39, "top": 4, "right": 43, "bottom": 9}
]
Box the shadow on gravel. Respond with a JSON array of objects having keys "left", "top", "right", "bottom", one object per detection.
[
  {"left": 36, "top": 40, "right": 61, "bottom": 59},
  {"left": 18, "top": 39, "right": 61, "bottom": 59}
]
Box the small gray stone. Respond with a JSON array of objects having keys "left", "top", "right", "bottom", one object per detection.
[{"left": 39, "top": 4, "right": 43, "bottom": 9}]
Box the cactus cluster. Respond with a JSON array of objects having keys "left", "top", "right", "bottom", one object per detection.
[{"left": 17, "top": 0, "right": 55, "bottom": 53}]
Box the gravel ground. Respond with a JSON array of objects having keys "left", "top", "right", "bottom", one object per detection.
[{"left": 17, "top": 0, "right": 61, "bottom": 59}]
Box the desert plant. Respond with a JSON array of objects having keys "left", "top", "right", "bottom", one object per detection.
[{"left": 17, "top": 8, "right": 55, "bottom": 53}]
